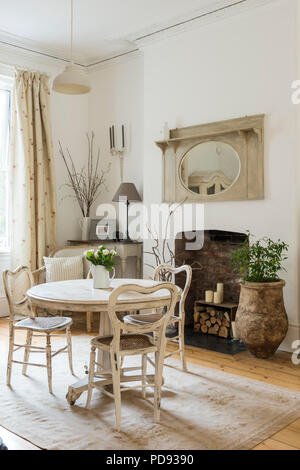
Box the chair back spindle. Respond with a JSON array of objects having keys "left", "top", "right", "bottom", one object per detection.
[
  {"left": 3, "top": 266, "right": 35, "bottom": 322},
  {"left": 108, "top": 283, "right": 178, "bottom": 348},
  {"left": 154, "top": 264, "right": 192, "bottom": 321}
]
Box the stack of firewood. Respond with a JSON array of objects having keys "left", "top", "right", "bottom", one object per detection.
[{"left": 193, "top": 306, "right": 231, "bottom": 338}]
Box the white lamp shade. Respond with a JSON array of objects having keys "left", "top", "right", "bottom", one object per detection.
[{"left": 53, "top": 65, "right": 90, "bottom": 95}]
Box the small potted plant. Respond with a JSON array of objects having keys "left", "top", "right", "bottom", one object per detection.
[
  {"left": 231, "top": 232, "right": 289, "bottom": 358},
  {"left": 86, "top": 246, "right": 117, "bottom": 289}
]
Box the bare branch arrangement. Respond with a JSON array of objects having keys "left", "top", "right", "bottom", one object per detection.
[
  {"left": 59, "top": 132, "right": 111, "bottom": 217},
  {"left": 145, "top": 200, "right": 184, "bottom": 282},
  {"left": 145, "top": 199, "right": 203, "bottom": 281}
]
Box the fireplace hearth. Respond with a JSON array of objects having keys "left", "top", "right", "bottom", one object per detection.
[
  {"left": 184, "top": 326, "right": 246, "bottom": 355},
  {"left": 175, "top": 229, "right": 247, "bottom": 355}
]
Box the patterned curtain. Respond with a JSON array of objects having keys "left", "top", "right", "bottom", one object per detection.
[{"left": 9, "top": 70, "right": 56, "bottom": 270}]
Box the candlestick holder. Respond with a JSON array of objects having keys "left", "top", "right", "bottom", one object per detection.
[
  {"left": 110, "top": 147, "right": 125, "bottom": 182},
  {"left": 109, "top": 124, "right": 125, "bottom": 182}
]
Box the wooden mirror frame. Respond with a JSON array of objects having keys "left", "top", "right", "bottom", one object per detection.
[{"left": 156, "top": 114, "right": 264, "bottom": 203}]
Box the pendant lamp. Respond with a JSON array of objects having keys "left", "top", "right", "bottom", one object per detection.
[{"left": 53, "top": 0, "right": 90, "bottom": 94}]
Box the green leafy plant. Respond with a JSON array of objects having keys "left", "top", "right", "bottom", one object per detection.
[
  {"left": 231, "top": 232, "right": 288, "bottom": 283},
  {"left": 85, "top": 245, "right": 117, "bottom": 272}
]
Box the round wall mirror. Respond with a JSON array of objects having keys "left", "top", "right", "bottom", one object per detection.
[{"left": 180, "top": 141, "right": 240, "bottom": 196}]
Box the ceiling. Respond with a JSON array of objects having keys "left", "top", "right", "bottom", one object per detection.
[{"left": 0, "top": 0, "right": 252, "bottom": 66}]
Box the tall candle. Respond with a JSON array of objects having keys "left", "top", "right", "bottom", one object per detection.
[
  {"left": 217, "top": 283, "right": 224, "bottom": 303},
  {"left": 214, "top": 291, "right": 222, "bottom": 304},
  {"left": 231, "top": 322, "right": 239, "bottom": 340},
  {"left": 205, "top": 290, "right": 214, "bottom": 303},
  {"left": 122, "top": 124, "right": 125, "bottom": 148}
]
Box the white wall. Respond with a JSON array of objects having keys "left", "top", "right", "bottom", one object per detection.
[
  {"left": 87, "top": 53, "right": 144, "bottom": 276},
  {"left": 142, "top": 0, "right": 299, "bottom": 350},
  {"left": 88, "top": 53, "right": 144, "bottom": 209},
  {"left": 51, "top": 92, "right": 89, "bottom": 246}
]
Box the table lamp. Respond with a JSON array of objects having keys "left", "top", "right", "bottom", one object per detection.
[{"left": 112, "top": 182, "right": 142, "bottom": 240}]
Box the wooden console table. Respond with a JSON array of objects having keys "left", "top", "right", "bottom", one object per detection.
[{"left": 67, "top": 240, "right": 143, "bottom": 279}]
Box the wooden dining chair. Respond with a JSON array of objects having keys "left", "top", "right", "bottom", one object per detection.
[
  {"left": 85, "top": 282, "right": 178, "bottom": 432},
  {"left": 3, "top": 266, "right": 75, "bottom": 394},
  {"left": 127, "top": 264, "right": 192, "bottom": 370},
  {"left": 154, "top": 264, "right": 192, "bottom": 370},
  {"left": 33, "top": 264, "right": 93, "bottom": 333}
]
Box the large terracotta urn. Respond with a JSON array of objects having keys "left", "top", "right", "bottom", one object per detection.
[{"left": 235, "top": 280, "right": 288, "bottom": 359}]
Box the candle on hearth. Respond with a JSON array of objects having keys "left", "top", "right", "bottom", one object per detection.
[
  {"left": 205, "top": 290, "right": 214, "bottom": 303},
  {"left": 214, "top": 291, "right": 222, "bottom": 304},
  {"left": 231, "top": 321, "right": 239, "bottom": 340},
  {"left": 217, "top": 283, "right": 224, "bottom": 303}
]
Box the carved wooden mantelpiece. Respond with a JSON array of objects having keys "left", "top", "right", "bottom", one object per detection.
[{"left": 155, "top": 114, "right": 265, "bottom": 203}]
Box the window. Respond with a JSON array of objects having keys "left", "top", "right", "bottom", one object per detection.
[{"left": 0, "top": 85, "right": 11, "bottom": 251}]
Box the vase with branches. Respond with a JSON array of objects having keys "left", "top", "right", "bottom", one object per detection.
[
  {"left": 145, "top": 199, "right": 202, "bottom": 280},
  {"left": 59, "top": 132, "right": 111, "bottom": 240},
  {"left": 145, "top": 202, "right": 181, "bottom": 282},
  {"left": 145, "top": 200, "right": 202, "bottom": 336}
]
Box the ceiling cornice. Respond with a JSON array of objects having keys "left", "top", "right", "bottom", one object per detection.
[
  {"left": 0, "top": 41, "right": 67, "bottom": 74},
  {"left": 133, "top": 0, "right": 276, "bottom": 47},
  {"left": 0, "top": 0, "right": 277, "bottom": 73}
]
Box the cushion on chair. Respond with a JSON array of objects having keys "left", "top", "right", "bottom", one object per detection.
[
  {"left": 123, "top": 313, "right": 163, "bottom": 325},
  {"left": 15, "top": 316, "right": 72, "bottom": 331},
  {"left": 43, "top": 256, "right": 83, "bottom": 282},
  {"left": 92, "top": 334, "right": 154, "bottom": 351},
  {"left": 124, "top": 313, "right": 180, "bottom": 325}
]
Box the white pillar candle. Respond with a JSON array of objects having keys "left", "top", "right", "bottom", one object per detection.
[
  {"left": 205, "top": 290, "right": 214, "bottom": 303},
  {"left": 214, "top": 291, "right": 222, "bottom": 304},
  {"left": 217, "top": 283, "right": 224, "bottom": 302},
  {"left": 231, "top": 321, "right": 239, "bottom": 340}
]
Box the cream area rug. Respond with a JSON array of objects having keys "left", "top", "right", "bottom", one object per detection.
[{"left": 0, "top": 334, "right": 300, "bottom": 450}]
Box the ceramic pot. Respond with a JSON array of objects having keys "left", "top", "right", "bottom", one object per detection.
[
  {"left": 80, "top": 217, "right": 91, "bottom": 241},
  {"left": 235, "top": 280, "right": 288, "bottom": 359},
  {"left": 91, "top": 265, "right": 115, "bottom": 289}
]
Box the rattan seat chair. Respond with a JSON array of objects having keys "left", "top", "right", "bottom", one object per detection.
[
  {"left": 3, "top": 266, "right": 74, "bottom": 394},
  {"left": 126, "top": 264, "right": 192, "bottom": 370},
  {"left": 85, "top": 282, "right": 178, "bottom": 432}
]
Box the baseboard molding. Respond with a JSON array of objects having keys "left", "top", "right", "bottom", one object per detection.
[
  {"left": 0, "top": 297, "right": 8, "bottom": 317},
  {"left": 279, "top": 323, "right": 300, "bottom": 353}
]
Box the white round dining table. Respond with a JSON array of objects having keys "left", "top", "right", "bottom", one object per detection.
[
  {"left": 27, "top": 278, "right": 180, "bottom": 312},
  {"left": 27, "top": 278, "right": 182, "bottom": 404}
]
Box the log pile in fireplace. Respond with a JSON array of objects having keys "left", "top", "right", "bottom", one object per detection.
[{"left": 193, "top": 305, "right": 231, "bottom": 339}]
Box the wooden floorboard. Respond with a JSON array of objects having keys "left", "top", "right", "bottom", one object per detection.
[{"left": 0, "top": 317, "right": 300, "bottom": 450}]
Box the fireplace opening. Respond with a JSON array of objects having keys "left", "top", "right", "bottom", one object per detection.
[{"left": 175, "top": 229, "right": 247, "bottom": 355}]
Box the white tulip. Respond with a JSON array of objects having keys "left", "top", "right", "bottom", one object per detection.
[
  {"left": 110, "top": 249, "right": 117, "bottom": 256},
  {"left": 103, "top": 249, "right": 110, "bottom": 256}
]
